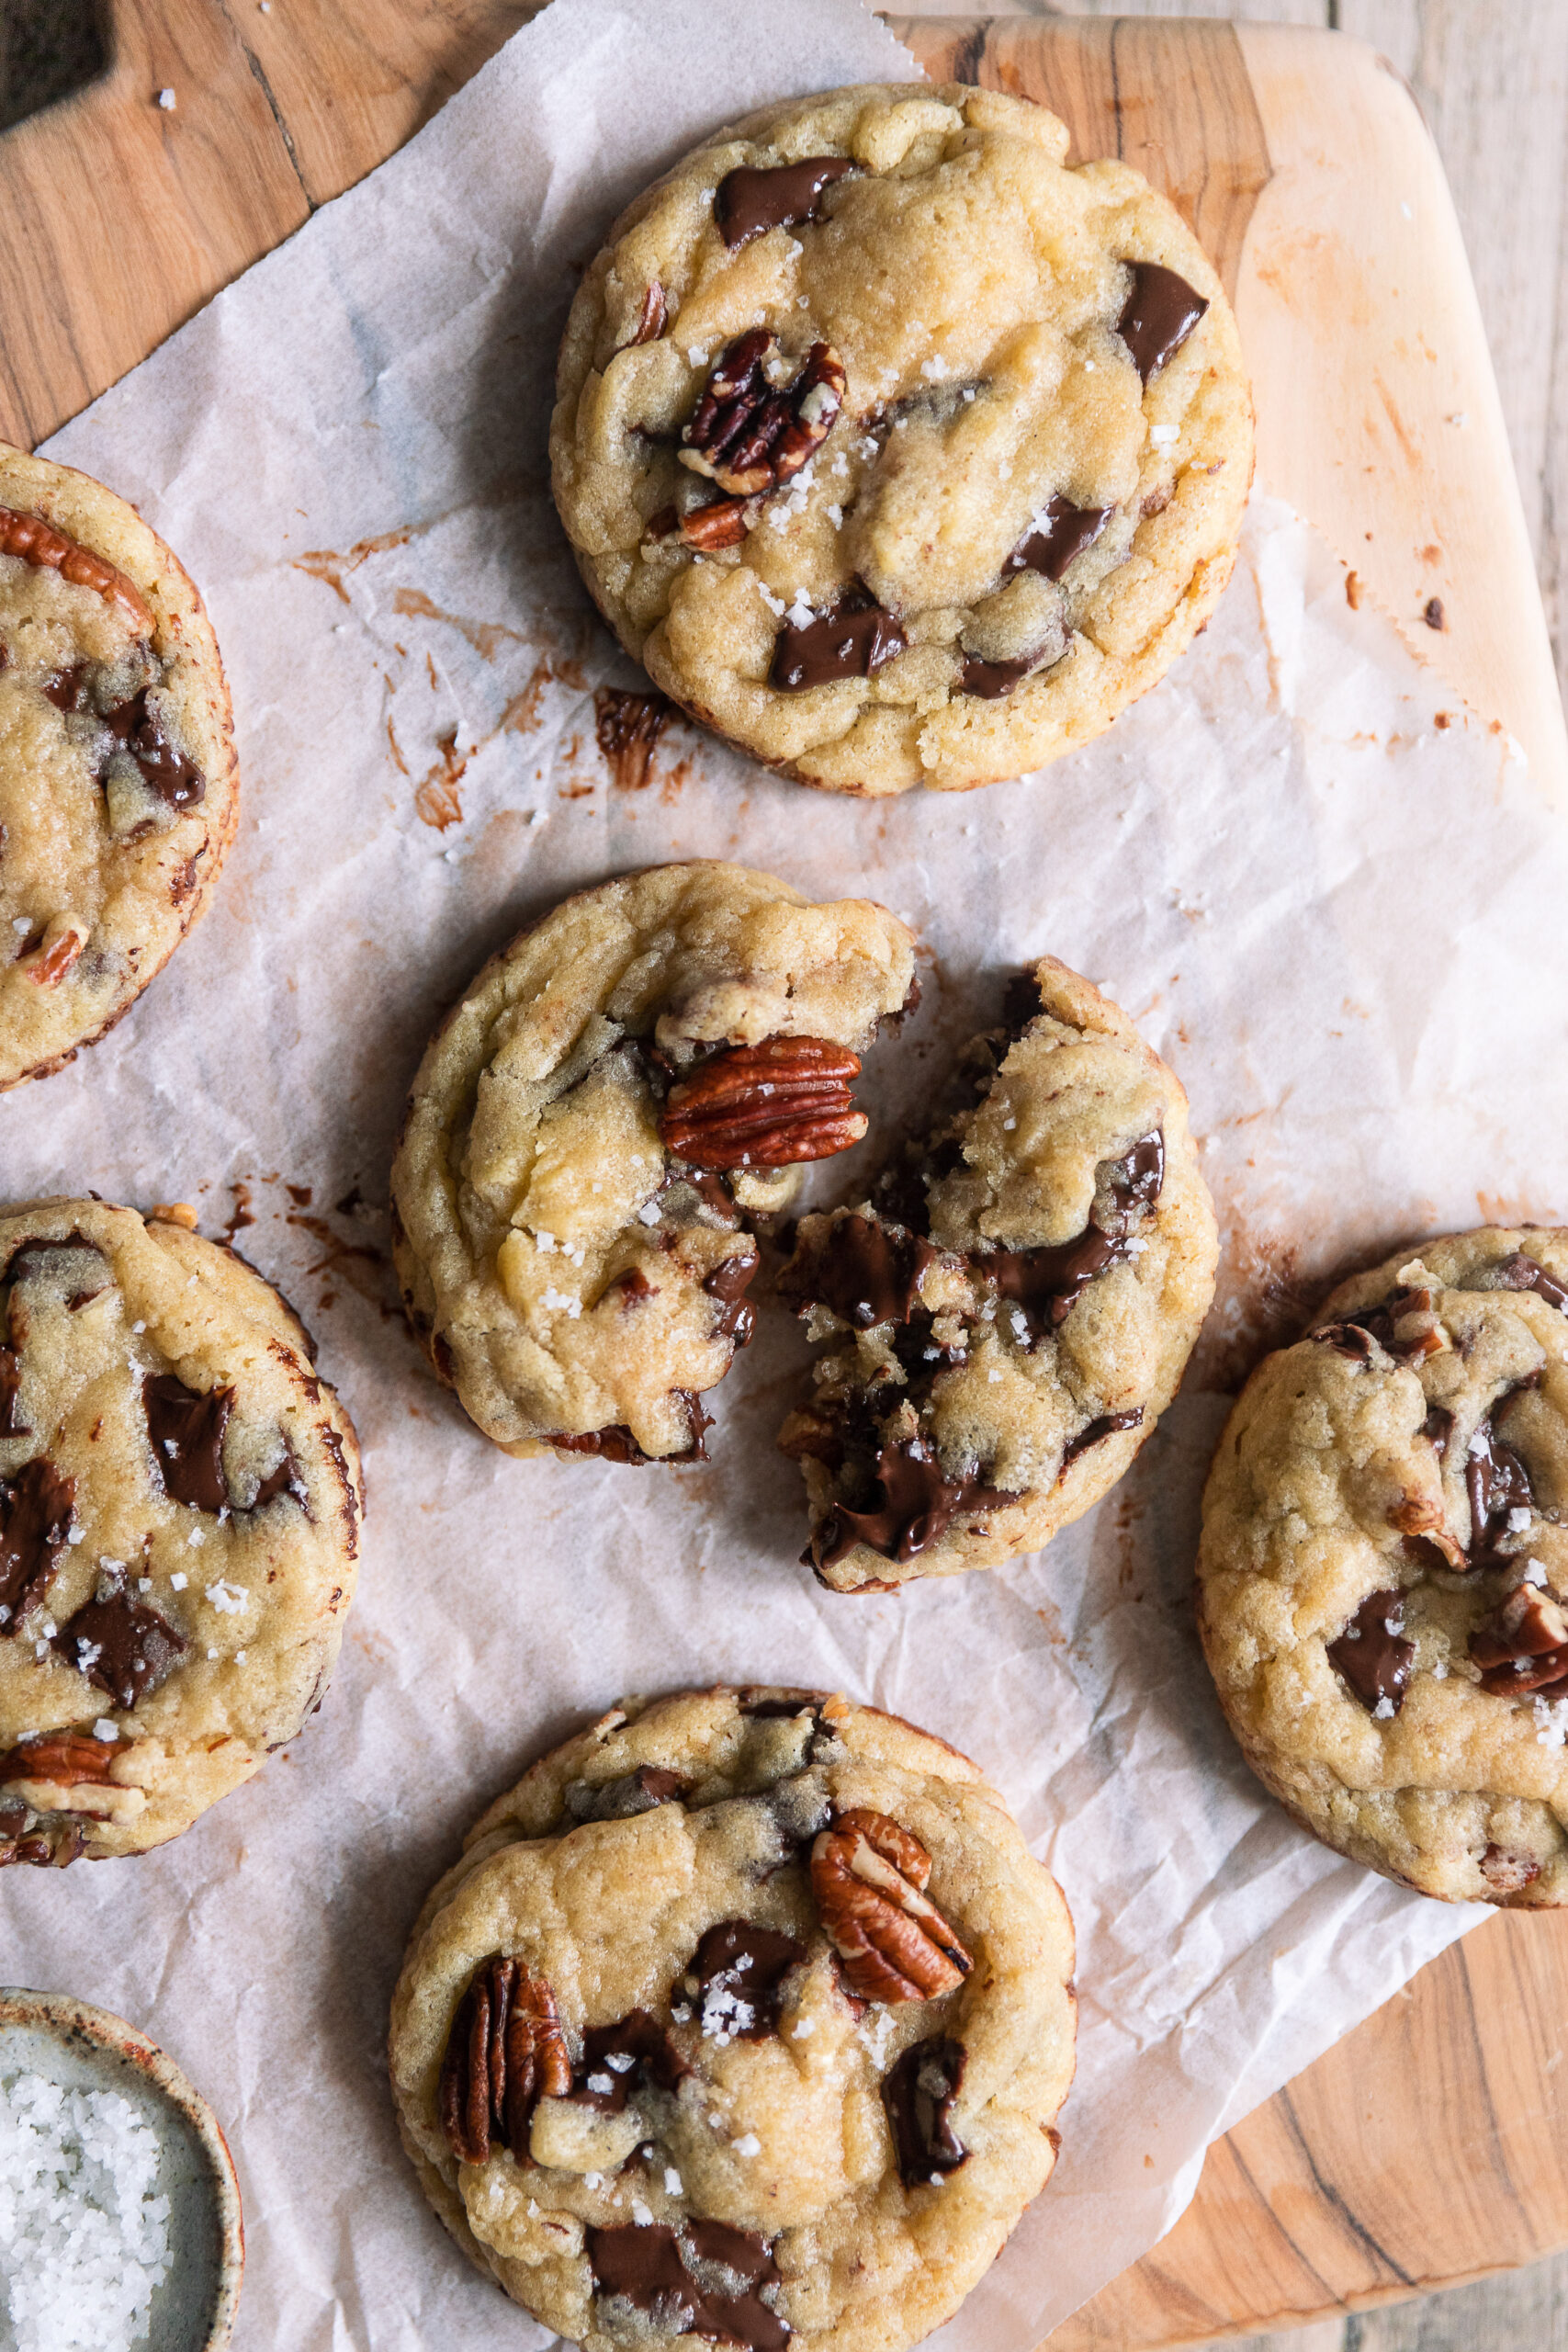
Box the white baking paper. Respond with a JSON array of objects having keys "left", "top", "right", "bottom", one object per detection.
[{"left": 2, "top": 1, "right": 1563, "bottom": 2343}]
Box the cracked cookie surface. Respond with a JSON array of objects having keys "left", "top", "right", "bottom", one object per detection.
[
  {"left": 1198, "top": 1227, "right": 1568, "bottom": 1905},
  {"left": 389, "top": 1684, "right": 1075, "bottom": 2352},
  {"left": 0, "top": 1196, "right": 363, "bottom": 1865},
  {"left": 390, "top": 862, "right": 914, "bottom": 1462},
  {"left": 779, "top": 957, "right": 1216, "bottom": 1589},
  {"left": 0, "top": 444, "right": 238, "bottom": 1089},
  {"left": 551, "top": 83, "right": 1251, "bottom": 796}
]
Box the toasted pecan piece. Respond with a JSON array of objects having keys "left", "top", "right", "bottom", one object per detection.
[
  {"left": 0, "top": 506, "right": 153, "bottom": 634},
  {"left": 681, "top": 331, "right": 845, "bottom": 499},
  {"left": 811, "top": 1807, "right": 972, "bottom": 2003},
  {"left": 659, "top": 1035, "right": 863, "bottom": 1170},
  {"left": 438, "top": 1955, "right": 571, "bottom": 2166}
]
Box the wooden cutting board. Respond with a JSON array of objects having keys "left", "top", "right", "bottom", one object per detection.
[{"left": 4, "top": 8, "right": 1567, "bottom": 2344}]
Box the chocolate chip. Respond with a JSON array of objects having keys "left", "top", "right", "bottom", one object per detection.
[
  {"left": 687, "top": 1920, "right": 807, "bottom": 2040},
  {"left": 957, "top": 650, "right": 1037, "bottom": 698},
  {"left": 570, "top": 2010, "right": 693, "bottom": 2110},
  {"left": 987, "top": 1227, "right": 1127, "bottom": 1345},
  {"left": 1466, "top": 1410, "right": 1533, "bottom": 1568},
  {"left": 1326, "top": 1589, "right": 1413, "bottom": 1714},
  {"left": 0, "top": 1458, "right": 74, "bottom": 1625},
  {"left": 777, "top": 1215, "right": 936, "bottom": 1329},
  {"left": 1060, "top": 1409, "right": 1143, "bottom": 1472},
  {"left": 889, "top": 1312, "right": 967, "bottom": 1385},
  {"left": 1116, "top": 261, "right": 1209, "bottom": 383},
  {"left": 40, "top": 662, "right": 91, "bottom": 713},
  {"left": 250, "top": 1443, "right": 307, "bottom": 1510},
  {"left": 3, "top": 1231, "right": 105, "bottom": 1287},
  {"left": 143, "top": 1371, "right": 234, "bottom": 1513},
  {"left": 102, "top": 688, "right": 205, "bottom": 808},
  {"left": 1492, "top": 1251, "right": 1568, "bottom": 1312},
  {"left": 53, "top": 1586, "right": 186, "bottom": 1711},
  {"left": 818, "top": 1436, "right": 1013, "bottom": 1567},
  {"left": 883, "top": 2036, "right": 967, "bottom": 2188},
  {"left": 567, "top": 1765, "right": 688, "bottom": 1823},
  {"left": 1005, "top": 493, "right": 1111, "bottom": 581},
  {"left": 1102, "top": 1131, "right": 1165, "bottom": 1227},
  {"left": 1311, "top": 1320, "right": 1378, "bottom": 1363},
  {"left": 716, "top": 155, "right": 853, "bottom": 250},
  {"left": 771, "top": 598, "right": 907, "bottom": 691},
  {"left": 704, "top": 1248, "right": 760, "bottom": 1345},
  {"left": 1000, "top": 971, "right": 1043, "bottom": 1035}
]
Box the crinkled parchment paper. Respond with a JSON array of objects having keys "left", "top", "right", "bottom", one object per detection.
[{"left": 3, "top": 1, "right": 1564, "bottom": 2343}]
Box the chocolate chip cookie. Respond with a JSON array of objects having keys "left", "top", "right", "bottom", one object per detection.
[
  {"left": 389, "top": 1685, "right": 1075, "bottom": 2352},
  {"left": 778, "top": 958, "right": 1216, "bottom": 1589},
  {"left": 1198, "top": 1228, "right": 1568, "bottom": 1905},
  {"left": 551, "top": 83, "right": 1251, "bottom": 796},
  {"left": 390, "top": 863, "right": 915, "bottom": 1462},
  {"left": 0, "top": 445, "right": 239, "bottom": 1090},
  {"left": 0, "top": 1197, "right": 362, "bottom": 1864}
]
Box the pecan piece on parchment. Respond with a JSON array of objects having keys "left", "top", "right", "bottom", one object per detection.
[
  {"left": 681, "top": 331, "right": 845, "bottom": 498},
  {"left": 810, "top": 1808, "right": 972, "bottom": 2002},
  {"left": 659, "top": 1036, "right": 864, "bottom": 1170},
  {"left": 0, "top": 506, "right": 154, "bottom": 634},
  {"left": 438, "top": 1955, "right": 572, "bottom": 2165}
]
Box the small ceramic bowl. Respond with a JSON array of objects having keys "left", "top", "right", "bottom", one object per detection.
[{"left": 0, "top": 1987, "right": 243, "bottom": 2349}]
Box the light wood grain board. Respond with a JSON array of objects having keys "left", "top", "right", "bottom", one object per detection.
[{"left": 2, "top": 8, "right": 1567, "bottom": 2346}]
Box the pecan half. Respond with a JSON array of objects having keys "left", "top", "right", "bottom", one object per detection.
[
  {"left": 659, "top": 1036, "right": 864, "bottom": 1170},
  {"left": 679, "top": 495, "right": 753, "bottom": 551},
  {"left": 438, "top": 1954, "right": 571, "bottom": 2166},
  {"left": 681, "top": 331, "right": 845, "bottom": 497},
  {"left": 1470, "top": 1584, "right": 1568, "bottom": 1698},
  {"left": 0, "top": 506, "right": 153, "bottom": 634},
  {"left": 810, "top": 1808, "right": 972, "bottom": 2002},
  {"left": 0, "top": 1732, "right": 123, "bottom": 1791}
]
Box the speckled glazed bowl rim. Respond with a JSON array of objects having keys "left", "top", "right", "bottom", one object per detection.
[{"left": 0, "top": 1985, "right": 244, "bottom": 2349}]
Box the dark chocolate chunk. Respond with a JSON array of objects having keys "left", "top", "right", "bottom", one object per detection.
[
  {"left": 1493, "top": 1250, "right": 1568, "bottom": 1313},
  {"left": 1466, "top": 1410, "right": 1533, "bottom": 1567},
  {"left": 818, "top": 1436, "right": 1012, "bottom": 1567},
  {"left": 957, "top": 650, "right": 1037, "bottom": 699},
  {"left": 688, "top": 1920, "right": 807, "bottom": 2040},
  {"left": 1102, "top": 1130, "right": 1165, "bottom": 1226},
  {"left": 567, "top": 1765, "right": 688, "bottom": 1823},
  {"left": 3, "top": 1230, "right": 104, "bottom": 1287},
  {"left": 771, "top": 599, "right": 907, "bottom": 692},
  {"left": 570, "top": 2010, "right": 693, "bottom": 2112},
  {"left": 53, "top": 1586, "right": 187, "bottom": 1711},
  {"left": 1000, "top": 971, "right": 1043, "bottom": 1035},
  {"left": 890, "top": 1311, "right": 967, "bottom": 1385},
  {"left": 1326, "top": 1589, "right": 1413, "bottom": 1714},
  {"left": 588, "top": 2222, "right": 789, "bottom": 2352},
  {"left": 250, "top": 1443, "right": 308, "bottom": 1510},
  {"left": 0, "top": 1457, "right": 74, "bottom": 1626},
  {"left": 102, "top": 688, "right": 205, "bottom": 808},
  {"left": 777, "top": 1214, "right": 936, "bottom": 1329},
  {"left": 1422, "top": 1403, "right": 1454, "bottom": 1462},
  {"left": 741, "top": 1695, "right": 819, "bottom": 1721},
  {"left": 716, "top": 155, "right": 853, "bottom": 250},
  {"left": 1311, "top": 1320, "right": 1378, "bottom": 1363},
  {"left": 1116, "top": 261, "right": 1209, "bottom": 382},
  {"left": 41, "top": 662, "right": 90, "bottom": 713},
  {"left": 1060, "top": 1409, "right": 1144, "bottom": 1473},
  {"left": 883, "top": 2036, "right": 968, "bottom": 2188},
  {"left": 143, "top": 1371, "right": 233, "bottom": 1513},
  {"left": 1005, "top": 493, "right": 1111, "bottom": 581},
  {"left": 705, "top": 1247, "right": 760, "bottom": 1346},
  {"left": 987, "top": 1227, "right": 1127, "bottom": 1344},
  {"left": 1470, "top": 1586, "right": 1568, "bottom": 1698}
]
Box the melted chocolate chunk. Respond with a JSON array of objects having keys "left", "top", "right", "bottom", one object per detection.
[
  {"left": 1116, "top": 261, "right": 1209, "bottom": 383},
  {"left": 957, "top": 650, "right": 1038, "bottom": 699},
  {"left": 570, "top": 2010, "right": 693, "bottom": 2111},
  {"left": 0, "top": 1458, "right": 74, "bottom": 1625},
  {"left": 890, "top": 1312, "right": 967, "bottom": 1385},
  {"left": 778, "top": 1215, "right": 936, "bottom": 1329},
  {"left": 41, "top": 662, "right": 90, "bottom": 713},
  {"left": 1422, "top": 1404, "right": 1455, "bottom": 1462},
  {"left": 250, "top": 1444, "right": 307, "bottom": 1510},
  {"left": 1466, "top": 1409, "right": 1534, "bottom": 1566},
  {"left": 53, "top": 1586, "right": 186, "bottom": 1710},
  {"left": 705, "top": 1248, "right": 760, "bottom": 1346},
  {"left": 1494, "top": 1250, "right": 1568, "bottom": 1312},
  {"left": 688, "top": 1920, "right": 807, "bottom": 2040},
  {"left": 988, "top": 1227, "right": 1127, "bottom": 1344},
  {"left": 567, "top": 1765, "right": 688, "bottom": 1823},
  {"left": 716, "top": 155, "right": 853, "bottom": 250},
  {"left": 143, "top": 1371, "right": 233, "bottom": 1513},
  {"left": 883, "top": 2036, "right": 968, "bottom": 2188},
  {"left": 3, "top": 1230, "right": 103, "bottom": 1286},
  {"left": 1326, "top": 1589, "right": 1413, "bottom": 1714},
  {"left": 771, "top": 599, "right": 907, "bottom": 691},
  {"left": 1102, "top": 1131, "right": 1165, "bottom": 1227},
  {"left": 589, "top": 2222, "right": 789, "bottom": 2352},
  {"left": 0, "top": 1345, "right": 26, "bottom": 1438},
  {"left": 741, "top": 1697, "right": 818, "bottom": 1720},
  {"left": 1312, "top": 1320, "right": 1377, "bottom": 1363},
  {"left": 1060, "top": 1409, "right": 1143, "bottom": 1473},
  {"left": 1005, "top": 493, "right": 1111, "bottom": 581},
  {"left": 1470, "top": 1587, "right": 1568, "bottom": 1698},
  {"left": 102, "top": 688, "right": 206, "bottom": 808},
  {"left": 1000, "top": 971, "right": 1043, "bottom": 1035},
  {"left": 819, "top": 1436, "right": 1012, "bottom": 1567}
]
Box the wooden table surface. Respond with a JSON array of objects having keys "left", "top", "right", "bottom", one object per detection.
[{"left": 2, "top": 5, "right": 1566, "bottom": 2350}]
